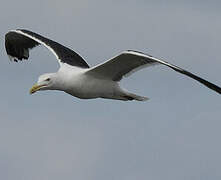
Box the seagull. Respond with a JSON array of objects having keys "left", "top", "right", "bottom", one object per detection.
[{"left": 5, "top": 29, "right": 221, "bottom": 101}]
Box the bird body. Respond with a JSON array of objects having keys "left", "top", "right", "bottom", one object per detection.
[
  {"left": 60, "top": 66, "right": 115, "bottom": 99},
  {"left": 39, "top": 64, "right": 147, "bottom": 100},
  {"left": 5, "top": 29, "right": 221, "bottom": 101}
]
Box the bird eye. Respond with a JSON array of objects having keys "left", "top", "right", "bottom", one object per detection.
[{"left": 45, "top": 78, "right": 50, "bottom": 81}]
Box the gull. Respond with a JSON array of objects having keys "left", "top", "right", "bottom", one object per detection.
[{"left": 5, "top": 29, "right": 221, "bottom": 101}]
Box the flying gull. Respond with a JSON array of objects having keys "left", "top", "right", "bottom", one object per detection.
[{"left": 5, "top": 29, "right": 221, "bottom": 101}]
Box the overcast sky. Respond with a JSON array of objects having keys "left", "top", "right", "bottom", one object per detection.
[{"left": 0, "top": 0, "right": 221, "bottom": 180}]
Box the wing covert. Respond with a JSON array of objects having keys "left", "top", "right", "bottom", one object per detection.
[{"left": 87, "top": 50, "right": 159, "bottom": 81}]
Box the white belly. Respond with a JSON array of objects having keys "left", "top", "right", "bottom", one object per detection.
[{"left": 65, "top": 73, "right": 120, "bottom": 99}]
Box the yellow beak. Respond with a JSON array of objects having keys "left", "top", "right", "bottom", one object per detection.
[{"left": 29, "top": 84, "right": 45, "bottom": 94}]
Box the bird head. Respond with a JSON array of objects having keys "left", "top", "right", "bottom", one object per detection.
[{"left": 29, "top": 73, "right": 55, "bottom": 94}]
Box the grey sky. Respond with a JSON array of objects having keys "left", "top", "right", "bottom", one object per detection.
[{"left": 0, "top": 0, "right": 221, "bottom": 180}]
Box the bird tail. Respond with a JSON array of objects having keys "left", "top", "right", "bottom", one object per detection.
[{"left": 123, "top": 92, "right": 149, "bottom": 101}]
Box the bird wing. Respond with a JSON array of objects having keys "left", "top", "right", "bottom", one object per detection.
[
  {"left": 5, "top": 29, "right": 90, "bottom": 68},
  {"left": 86, "top": 50, "right": 221, "bottom": 94}
]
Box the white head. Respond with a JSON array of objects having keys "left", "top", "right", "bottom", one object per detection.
[{"left": 29, "top": 73, "right": 57, "bottom": 94}]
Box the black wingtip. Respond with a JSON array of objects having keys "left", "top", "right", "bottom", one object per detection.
[
  {"left": 171, "top": 67, "right": 221, "bottom": 95},
  {"left": 5, "top": 30, "right": 39, "bottom": 62}
]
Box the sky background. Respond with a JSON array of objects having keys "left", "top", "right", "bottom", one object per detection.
[{"left": 0, "top": 0, "right": 221, "bottom": 180}]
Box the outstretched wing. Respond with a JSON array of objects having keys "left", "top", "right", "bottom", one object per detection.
[
  {"left": 86, "top": 50, "right": 221, "bottom": 94},
  {"left": 5, "top": 29, "right": 90, "bottom": 68}
]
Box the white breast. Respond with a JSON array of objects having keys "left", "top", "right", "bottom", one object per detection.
[{"left": 58, "top": 65, "right": 119, "bottom": 99}]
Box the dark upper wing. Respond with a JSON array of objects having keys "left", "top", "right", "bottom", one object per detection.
[
  {"left": 86, "top": 50, "right": 221, "bottom": 94},
  {"left": 5, "top": 29, "right": 90, "bottom": 68},
  {"left": 87, "top": 50, "right": 159, "bottom": 81}
]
